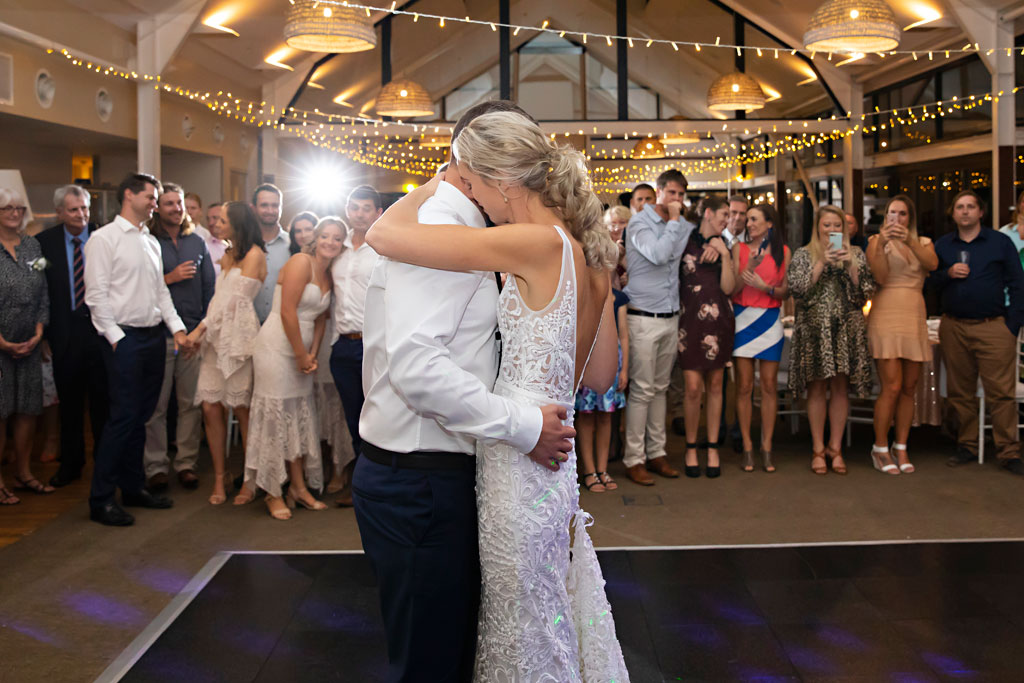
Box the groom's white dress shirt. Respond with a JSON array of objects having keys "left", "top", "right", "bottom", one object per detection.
[{"left": 359, "top": 180, "right": 543, "bottom": 455}]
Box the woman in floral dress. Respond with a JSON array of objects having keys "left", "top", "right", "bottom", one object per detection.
[
  {"left": 678, "top": 195, "right": 736, "bottom": 478},
  {"left": 787, "top": 204, "right": 876, "bottom": 475}
]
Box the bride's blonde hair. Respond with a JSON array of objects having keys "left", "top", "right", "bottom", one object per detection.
[{"left": 452, "top": 111, "right": 618, "bottom": 271}]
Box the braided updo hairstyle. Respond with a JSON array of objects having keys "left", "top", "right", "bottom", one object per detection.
[{"left": 452, "top": 111, "right": 618, "bottom": 271}]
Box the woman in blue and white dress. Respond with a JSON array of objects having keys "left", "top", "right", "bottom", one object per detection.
[{"left": 731, "top": 204, "right": 790, "bottom": 473}]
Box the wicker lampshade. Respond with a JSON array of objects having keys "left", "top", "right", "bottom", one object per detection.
[
  {"left": 418, "top": 134, "right": 451, "bottom": 148},
  {"left": 706, "top": 72, "right": 766, "bottom": 112},
  {"left": 803, "top": 0, "right": 900, "bottom": 53},
  {"left": 285, "top": 1, "right": 377, "bottom": 53},
  {"left": 376, "top": 79, "right": 435, "bottom": 118},
  {"left": 632, "top": 138, "right": 667, "bottom": 160}
]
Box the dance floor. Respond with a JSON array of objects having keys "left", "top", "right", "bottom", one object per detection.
[{"left": 106, "top": 541, "right": 1024, "bottom": 682}]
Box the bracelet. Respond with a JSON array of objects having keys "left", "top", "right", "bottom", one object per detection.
[{"left": 768, "top": 286, "right": 775, "bottom": 298}]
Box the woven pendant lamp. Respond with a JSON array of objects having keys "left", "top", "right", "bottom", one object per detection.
[
  {"left": 418, "top": 134, "right": 451, "bottom": 148},
  {"left": 632, "top": 138, "right": 667, "bottom": 160},
  {"left": 706, "top": 72, "right": 766, "bottom": 112},
  {"left": 376, "top": 79, "right": 435, "bottom": 118},
  {"left": 803, "top": 0, "right": 900, "bottom": 53},
  {"left": 285, "top": 1, "right": 377, "bottom": 53},
  {"left": 662, "top": 118, "right": 701, "bottom": 145}
]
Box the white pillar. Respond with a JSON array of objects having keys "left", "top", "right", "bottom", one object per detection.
[
  {"left": 842, "top": 83, "right": 864, "bottom": 220},
  {"left": 993, "top": 19, "right": 1015, "bottom": 226}
]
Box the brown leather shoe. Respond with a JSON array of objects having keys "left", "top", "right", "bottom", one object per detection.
[
  {"left": 146, "top": 472, "right": 169, "bottom": 492},
  {"left": 177, "top": 469, "right": 200, "bottom": 489},
  {"left": 625, "top": 463, "right": 655, "bottom": 486},
  {"left": 335, "top": 484, "right": 354, "bottom": 508},
  {"left": 647, "top": 456, "right": 680, "bottom": 478}
]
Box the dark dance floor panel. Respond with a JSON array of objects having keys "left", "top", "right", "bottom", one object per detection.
[{"left": 119, "top": 542, "right": 1024, "bottom": 682}]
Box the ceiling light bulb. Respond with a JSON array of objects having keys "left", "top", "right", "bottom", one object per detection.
[
  {"left": 850, "top": 9, "right": 860, "bottom": 18},
  {"left": 400, "top": 89, "right": 409, "bottom": 97},
  {"left": 732, "top": 83, "right": 740, "bottom": 92},
  {"left": 323, "top": 7, "right": 332, "bottom": 17}
]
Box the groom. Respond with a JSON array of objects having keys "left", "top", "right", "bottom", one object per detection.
[{"left": 356, "top": 101, "right": 575, "bottom": 683}]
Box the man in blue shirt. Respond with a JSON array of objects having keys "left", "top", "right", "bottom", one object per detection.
[{"left": 932, "top": 190, "right": 1024, "bottom": 474}]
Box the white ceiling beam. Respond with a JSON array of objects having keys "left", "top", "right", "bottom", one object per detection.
[{"left": 136, "top": 0, "right": 208, "bottom": 76}]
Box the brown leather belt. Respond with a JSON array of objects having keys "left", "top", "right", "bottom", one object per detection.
[
  {"left": 339, "top": 332, "right": 362, "bottom": 340},
  {"left": 945, "top": 315, "right": 1004, "bottom": 324}
]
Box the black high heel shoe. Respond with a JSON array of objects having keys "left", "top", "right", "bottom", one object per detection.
[
  {"left": 705, "top": 443, "right": 722, "bottom": 479},
  {"left": 684, "top": 443, "right": 701, "bottom": 478}
]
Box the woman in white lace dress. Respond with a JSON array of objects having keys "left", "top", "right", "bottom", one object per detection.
[
  {"left": 369, "top": 111, "right": 629, "bottom": 682},
  {"left": 244, "top": 218, "right": 344, "bottom": 520},
  {"left": 186, "top": 202, "right": 266, "bottom": 505}
]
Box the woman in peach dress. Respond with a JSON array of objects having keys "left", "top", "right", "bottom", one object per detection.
[{"left": 866, "top": 195, "right": 937, "bottom": 475}]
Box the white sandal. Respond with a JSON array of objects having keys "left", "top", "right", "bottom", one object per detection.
[
  {"left": 871, "top": 445, "right": 900, "bottom": 475},
  {"left": 892, "top": 443, "right": 915, "bottom": 473}
]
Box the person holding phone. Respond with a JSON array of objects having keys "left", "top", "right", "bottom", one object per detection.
[
  {"left": 865, "top": 196, "right": 937, "bottom": 475},
  {"left": 787, "top": 205, "right": 876, "bottom": 475},
  {"left": 731, "top": 205, "right": 790, "bottom": 472},
  {"left": 143, "top": 183, "right": 215, "bottom": 493}
]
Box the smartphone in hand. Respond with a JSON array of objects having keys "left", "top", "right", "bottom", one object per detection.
[{"left": 828, "top": 232, "right": 844, "bottom": 252}]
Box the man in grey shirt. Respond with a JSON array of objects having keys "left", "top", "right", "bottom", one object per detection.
[
  {"left": 251, "top": 183, "right": 291, "bottom": 323},
  {"left": 622, "top": 169, "right": 697, "bottom": 486}
]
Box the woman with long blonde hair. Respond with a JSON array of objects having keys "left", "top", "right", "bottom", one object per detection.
[
  {"left": 787, "top": 204, "right": 876, "bottom": 475},
  {"left": 367, "top": 111, "right": 628, "bottom": 681}
]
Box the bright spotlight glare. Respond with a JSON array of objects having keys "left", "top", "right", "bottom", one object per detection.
[{"left": 301, "top": 164, "right": 346, "bottom": 201}]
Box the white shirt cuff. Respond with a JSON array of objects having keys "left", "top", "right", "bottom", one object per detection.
[
  {"left": 509, "top": 406, "right": 544, "bottom": 454},
  {"left": 104, "top": 326, "right": 125, "bottom": 346}
]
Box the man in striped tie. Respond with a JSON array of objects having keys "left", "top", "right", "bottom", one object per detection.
[{"left": 36, "top": 185, "right": 110, "bottom": 488}]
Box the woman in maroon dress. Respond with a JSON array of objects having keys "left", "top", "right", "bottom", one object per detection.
[{"left": 678, "top": 195, "right": 736, "bottom": 478}]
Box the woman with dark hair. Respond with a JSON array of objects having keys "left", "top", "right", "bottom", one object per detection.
[
  {"left": 288, "top": 211, "right": 319, "bottom": 255},
  {"left": 866, "top": 195, "right": 937, "bottom": 474},
  {"left": 186, "top": 202, "right": 267, "bottom": 505},
  {"left": 731, "top": 204, "right": 790, "bottom": 472},
  {"left": 788, "top": 205, "right": 875, "bottom": 475},
  {"left": 678, "top": 195, "right": 735, "bottom": 478}
]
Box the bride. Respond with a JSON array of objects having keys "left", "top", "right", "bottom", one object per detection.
[{"left": 368, "top": 111, "right": 629, "bottom": 682}]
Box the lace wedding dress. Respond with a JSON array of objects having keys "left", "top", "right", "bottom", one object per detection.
[
  {"left": 474, "top": 226, "right": 629, "bottom": 683},
  {"left": 244, "top": 282, "right": 329, "bottom": 497},
  {"left": 194, "top": 267, "right": 262, "bottom": 407}
]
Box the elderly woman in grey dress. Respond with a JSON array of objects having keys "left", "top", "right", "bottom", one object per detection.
[{"left": 0, "top": 187, "right": 54, "bottom": 505}]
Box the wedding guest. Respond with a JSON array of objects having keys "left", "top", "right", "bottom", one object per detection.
[
  {"left": 604, "top": 205, "right": 628, "bottom": 289},
  {"left": 678, "top": 196, "right": 735, "bottom": 478},
  {"left": 726, "top": 194, "right": 749, "bottom": 244},
  {"left": 578, "top": 287, "right": 629, "bottom": 492},
  {"left": 36, "top": 185, "right": 109, "bottom": 487},
  {"left": 187, "top": 202, "right": 266, "bottom": 504},
  {"left": 184, "top": 192, "right": 212, "bottom": 242},
  {"left": 330, "top": 186, "right": 381, "bottom": 468},
  {"left": 204, "top": 202, "right": 228, "bottom": 277},
  {"left": 866, "top": 195, "right": 937, "bottom": 475},
  {"left": 846, "top": 212, "right": 868, "bottom": 251},
  {"left": 288, "top": 211, "right": 318, "bottom": 255},
  {"left": 732, "top": 204, "right": 790, "bottom": 473},
  {"left": 84, "top": 173, "right": 189, "bottom": 526},
  {"left": 934, "top": 190, "right": 1024, "bottom": 474},
  {"left": 622, "top": 170, "right": 697, "bottom": 486},
  {"left": 629, "top": 183, "right": 656, "bottom": 215},
  {"left": 251, "top": 184, "right": 291, "bottom": 323},
  {"left": 998, "top": 189, "right": 1024, "bottom": 269},
  {"left": 0, "top": 187, "right": 53, "bottom": 505},
  {"left": 788, "top": 204, "right": 875, "bottom": 475},
  {"left": 245, "top": 219, "right": 344, "bottom": 519},
  {"left": 142, "top": 183, "right": 214, "bottom": 492}
]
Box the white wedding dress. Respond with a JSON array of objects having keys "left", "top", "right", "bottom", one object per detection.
[{"left": 474, "top": 226, "right": 629, "bottom": 683}]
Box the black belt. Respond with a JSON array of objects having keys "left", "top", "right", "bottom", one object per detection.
[
  {"left": 627, "top": 308, "right": 679, "bottom": 319},
  {"left": 121, "top": 324, "right": 163, "bottom": 334},
  {"left": 945, "top": 315, "right": 1004, "bottom": 325},
  {"left": 361, "top": 441, "right": 475, "bottom": 471}
]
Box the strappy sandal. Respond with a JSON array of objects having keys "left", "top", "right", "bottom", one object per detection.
[
  {"left": 741, "top": 450, "right": 755, "bottom": 472},
  {"left": 582, "top": 472, "right": 606, "bottom": 492},
  {"left": 14, "top": 476, "right": 55, "bottom": 494},
  {"left": 684, "top": 443, "right": 701, "bottom": 478},
  {"left": 826, "top": 447, "right": 848, "bottom": 475},
  {"left": 762, "top": 449, "right": 776, "bottom": 473},
  {"left": 892, "top": 443, "right": 915, "bottom": 473},
  {"left": 0, "top": 487, "right": 21, "bottom": 505},
  {"left": 871, "top": 445, "right": 900, "bottom": 475},
  {"left": 596, "top": 471, "right": 618, "bottom": 491},
  {"left": 811, "top": 450, "right": 828, "bottom": 475}
]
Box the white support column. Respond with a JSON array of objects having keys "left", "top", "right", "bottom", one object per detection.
[
  {"left": 841, "top": 82, "right": 864, "bottom": 220},
  {"left": 947, "top": 2, "right": 1016, "bottom": 226},
  {"left": 134, "top": 0, "right": 206, "bottom": 176}
]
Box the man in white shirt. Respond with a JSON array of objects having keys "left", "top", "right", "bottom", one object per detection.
[
  {"left": 355, "top": 101, "right": 575, "bottom": 683},
  {"left": 84, "top": 173, "right": 190, "bottom": 526},
  {"left": 251, "top": 183, "right": 291, "bottom": 322},
  {"left": 328, "top": 185, "right": 382, "bottom": 485}
]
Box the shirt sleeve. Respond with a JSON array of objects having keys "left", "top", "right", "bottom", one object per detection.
[
  {"left": 381, "top": 250, "right": 543, "bottom": 454},
  {"left": 83, "top": 233, "right": 124, "bottom": 345},
  {"left": 786, "top": 248, "right": 814, "bottom": 300},
  {"left": 199, "top": 240, "right": 215, "bottom": 316},
  {"left": 155, "top": 251, "right": 186, "bottom": 335},
  {"left": 627, "top": 213, "right": 693, "bottom": 266},
  {"left": 1002, "top": 236, "right": 1024, "bottom": 335}
]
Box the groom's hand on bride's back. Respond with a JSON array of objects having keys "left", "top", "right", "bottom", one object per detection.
[{"left": 528, "top": 405, "right": 576, "bottom": 472}]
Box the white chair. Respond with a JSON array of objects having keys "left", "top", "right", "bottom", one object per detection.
[
  {"left": 225, "top": 407, "right": 241, "bottom": 457},
  {"left": 976, "top": 329, "right": 1024, "bottom": 463}
]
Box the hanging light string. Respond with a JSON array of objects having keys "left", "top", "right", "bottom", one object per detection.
[{"left": 317, "top": 0, "right": 997, "bottom": 59}]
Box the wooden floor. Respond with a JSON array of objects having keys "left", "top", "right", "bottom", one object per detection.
[{"left": 0, "top": 456, "right": 91, "bottom": 549}]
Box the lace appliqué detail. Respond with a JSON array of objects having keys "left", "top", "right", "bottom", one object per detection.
[
  {"left": 475, "top": 226, "right": 629, "bottom": 683},
  {"left": 194, "top": 271, "right": 262, "bottom": 408}
]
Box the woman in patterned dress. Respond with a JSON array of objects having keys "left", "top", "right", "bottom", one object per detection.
[
  {"left": 678, "top": 195, "right": 736, "bottom": 478},
  {"left": 731, "top": 204, "right": 790, "bottom": 473},
  {"left": 787, "top": 205, "right": 876, "bottom": 475},
  {"left": 0, "top": 187, "right": 53, "bottom": 504}
]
